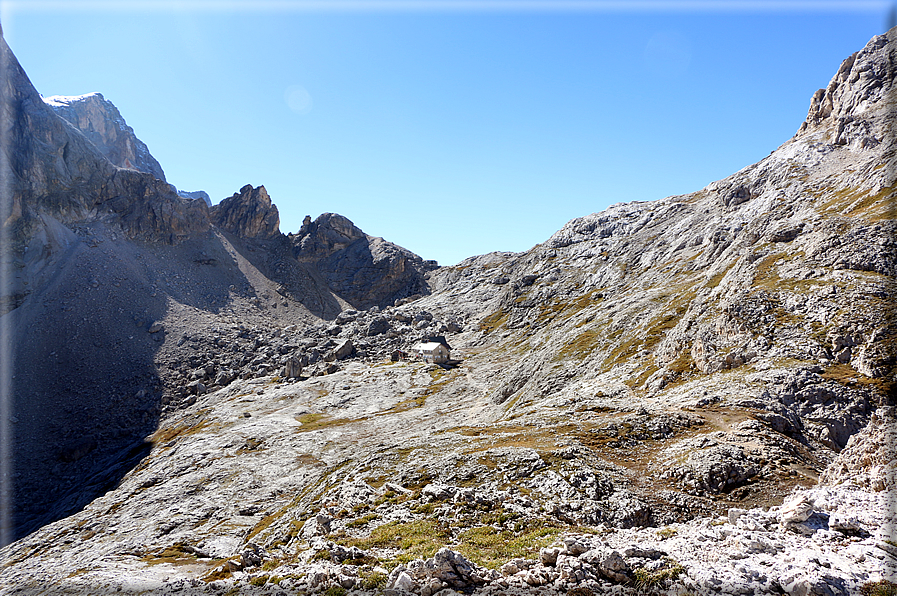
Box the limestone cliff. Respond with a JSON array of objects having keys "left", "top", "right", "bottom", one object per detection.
[{"left": 44, "top": 92, "right": 167, "bottom": 182}]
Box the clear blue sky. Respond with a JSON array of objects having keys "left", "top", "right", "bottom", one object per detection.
[{"left": 2, "top": 1, "right": 892, "bottom": 265}]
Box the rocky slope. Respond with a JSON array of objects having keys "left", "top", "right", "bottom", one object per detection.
[
  {"left": 0, "top": 29, "right": 435, "bottom": 544},
  {"left": 0, "top": 25, "right": 895, "bottom": 596}
]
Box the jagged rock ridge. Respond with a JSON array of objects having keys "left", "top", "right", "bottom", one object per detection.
[{"left": 291, "top": 212, "right": 438, "bottom": 310}]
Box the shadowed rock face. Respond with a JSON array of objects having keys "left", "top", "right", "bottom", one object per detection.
[
  {"left": 43, "top": 92, "right": 167, "bottom": 182},
  {"left": 291, "top": 213, "right": 438, "bottom": 310}
]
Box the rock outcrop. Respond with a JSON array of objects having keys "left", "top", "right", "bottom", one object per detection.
[
  {"left": 0, "top": 36, "right": 210, "bottom": 251},
  {"left": 177, "top": 189, "right": 212, "bottom": 206},
  {"left": 44, "top": 92, "right": 167, "bottom": 181},
  {"left": 292, "top": 212, "right": 438, "bottom": 310},
  {"left": 210, "top": 184, "right": 280, "bottom": 239}
]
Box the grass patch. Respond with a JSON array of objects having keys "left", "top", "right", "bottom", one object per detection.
[
  {"left": 151, "top": 418, "right": 216, "bottom": 445},
  {"left": 633, "top": 560, "right": 686, "bottom": 588},
  {"left": 479, "top": 310, "right": 509, "bottom": 333},
  {"left": 359, "top": 570, "right": 388, "bottom": 590},
  {"left": 425, "top": 366, "right": 455, "bottom": 398},
  {"left": 295, "top": 412, "right": 352, "bottom": 432},
  {"left": 752, "top": 253, "right": 784, "bottom": 289},
  {"left": 861, "top": 581, "right": 897, "bottom": 596},
  {"left": 140, "top": 543, "right": 197, "bottom": 566},
  {"left": 555, "top": 329, "right": 602, "bottom": 361},
  {"left": 534, "top": 290, "right": 604, "bottom": 326},
  {"left": 201, "top": 567, "right": 233, "bottom": 583},
  {"left": 337, "top": 519, "right": 450, "bottom": 564},
  {"left": 456, "top": 524, "right": 562, "bottom": 569},
  {"left": 821, "top": 363, "right": 894, "bottom": 395},
  {"left": 624, "top": 363, "right": 661, "bottom": 391},
  {"left": 752, "top": 251, "right": 812, "bottom": 292},
  {"left": 346, "top": 513, "right": 379, "bottom": 528},
  {"left": 706, "top": 269, "right": 727, "bottom": 289},
  {"left": 821, "top": 183, "right": 897, "bottom": 220}
]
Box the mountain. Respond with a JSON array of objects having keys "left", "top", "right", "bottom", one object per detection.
[
  {"left": 43, "top": 92, "right": 168, "bottom": 182},
  {"left": 0, "top": 29, "right": 434, "bottom": 545},
  {"left": 0, "top": 25, "right": 895, "bottom": 596}
]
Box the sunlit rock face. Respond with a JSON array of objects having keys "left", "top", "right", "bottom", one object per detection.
[
  {"left": 210, "top": 184, "right": 281, "bottom": 240},
  {"left": 44, "top": 91, "right": 167, "bottom": 182}
]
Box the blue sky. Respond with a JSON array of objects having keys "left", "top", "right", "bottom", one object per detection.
[{"left": 2, "top": 1, "right": 891, "bottom": 265}]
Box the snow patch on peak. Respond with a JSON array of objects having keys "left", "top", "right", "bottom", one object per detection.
[{"left": 42, "top": 92, "right": 104, "bottom": 107}]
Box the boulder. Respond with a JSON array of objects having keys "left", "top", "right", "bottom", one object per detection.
[
  {"left": 367, "top": 317, "right": 391, "bottom": 336},
  {"left": 282, "top": 356, "right": 303, "bottom": 379},
  {"left": 301, "top": 514, "right": 332, "bottom": 538}
]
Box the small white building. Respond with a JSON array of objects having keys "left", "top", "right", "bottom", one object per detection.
[{"left": 410, "top": 341, "right": 450, "bottom": 364}]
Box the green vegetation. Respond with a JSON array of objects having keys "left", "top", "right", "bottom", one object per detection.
[
  {"left": 151, "top": 418, "right": 216, "bottom": 445},
  {"left": 555, "top": 329, "right": 602, "bottom": 361},
  {"left": 425, "top": 366, "right": 456, "bottom": 399},
  {"left": 359, "top": 571, "right": 388, "bottom": 590},
  {"left": 246, "top": 509, "right": 285, "bottom": 542},
  {"left": 337, "top": 519, "right": 450, "bottom": 564},
  {"left": 633, "top": 560, "right": 686, "bottom": 588},
  {"left": 479, "top": 310, "right": 508, "bottom": 333},
  {"left": 822, "top": 363, "right": 894, "bottom": 395},
  {"left": 706, "top": 269, "right": 727, "bottom": 289},
  {"left": 249, "top": 575, "right": 270, "bottom": 586},
  {"left": 821, "top": 182, "right": 897, "bottom": 220},
  {"left": 346, "top": 513, "right": 379, "bottom": 529},
  {"left": 201, "top": 567, "right": 232, "bottom": 583},
  {"left": 456, "top": 524, "right": 562, "bottom": 569},
  {"left": 294, "top": 412, "right": 352, "bottom": 432},
  {"left": 860, "top": 580, "right": 897, "bottom": 596},
  {"left": 140, "top": 543, "right": 199, "bottom": 566},
  {"left": 624, "top": 363, "right": 661, "bottom": 391},
  {"left": 534, "top": 290, "right": 604, "bottom": 327}
]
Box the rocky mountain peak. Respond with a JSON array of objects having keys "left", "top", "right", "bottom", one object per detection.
[
  {"left": 0, "top": 33, "right": 209, "bottom": 260},
  {"left": 292, "top": 212, "right": 366, "bottom": 258},
  {"left": 210, "top": 184, "right": 280, "bottom": 239},
  {"left": 797, "top": 28, "right": 895, "bottom": 146},
  {"left": 291, "top": 212, "right": 436, "bottom": 309},
  {"left": 43, "top": 91, "right": 167, "bottom": 182}
]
